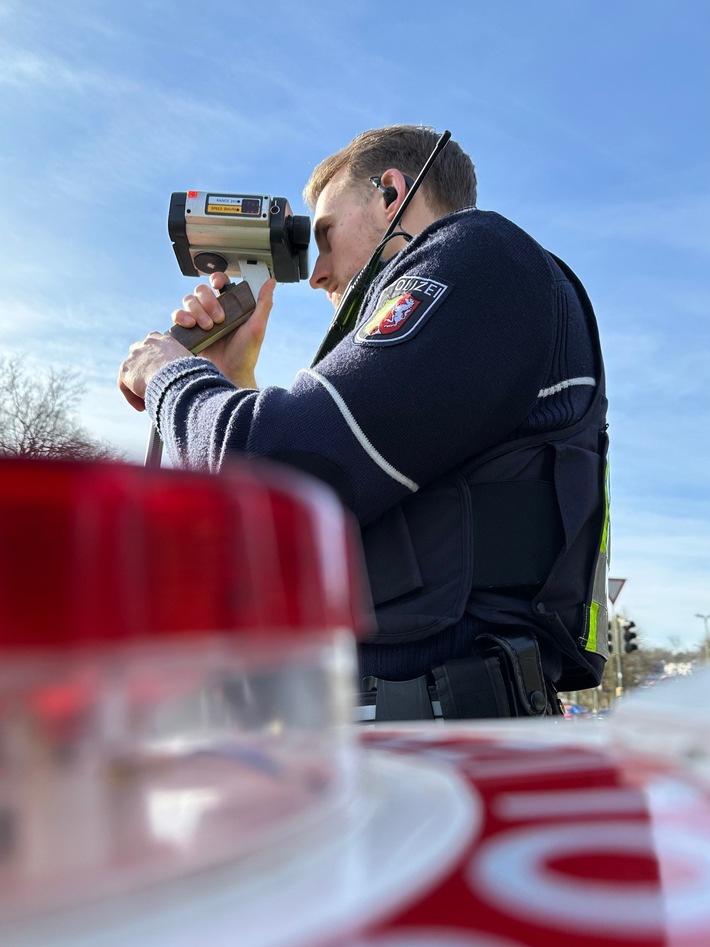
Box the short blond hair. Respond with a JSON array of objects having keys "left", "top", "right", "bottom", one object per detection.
[{"left": 303, "top": 125, "right": 477, "bottom": 215}]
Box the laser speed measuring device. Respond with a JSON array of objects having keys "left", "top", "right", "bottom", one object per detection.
[{"left": 167, "top": 191, "right": 311, "bottom": 354}]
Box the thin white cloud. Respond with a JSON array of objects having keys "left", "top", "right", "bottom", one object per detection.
[
  {"left": 0, "top": 45, "right": 90, "bottom": 91},
  {"left": 548, "top": 193, "right": 710, "bottom": 258}
]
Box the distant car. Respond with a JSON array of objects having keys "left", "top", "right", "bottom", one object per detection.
[{"left": 564, "top": 703, "right": 592, "bottom": 718}]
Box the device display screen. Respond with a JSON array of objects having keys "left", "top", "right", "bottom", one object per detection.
[{"left": 205, "top": 195, "right": 263, "bottom": 216}]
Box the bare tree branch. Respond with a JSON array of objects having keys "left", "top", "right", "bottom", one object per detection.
[{"left": 0, "top": 355, "right": 124, "bottom": 461}]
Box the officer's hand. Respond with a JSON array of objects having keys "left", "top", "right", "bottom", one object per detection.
[
  {"left": 118, "top": 333, "right": 190, "bottom": 411},
  {"left": 171, "top": 273, "right": 276, "bottom": 388}
]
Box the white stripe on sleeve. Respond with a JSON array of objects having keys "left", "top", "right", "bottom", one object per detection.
[
  {"left": 538, "top": 376, "right": 596, "bottom": 399},
  {"left": 299, "top": 369, "right": 419, "bottom": 493}
]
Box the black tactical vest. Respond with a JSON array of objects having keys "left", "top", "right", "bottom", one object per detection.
[{"left": 360, "top": 255, "right": 609, "bottom": 691}]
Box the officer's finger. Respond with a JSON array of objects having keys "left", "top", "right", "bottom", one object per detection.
[
  {"left": 194, "top": 283, "right": 225, "bottom": 323},
  {"left": 181, "top": 293, "right": 215, "bottom": 330},
  {"left": 172, "top": 307, "right": 195, "bottom": 328},
  {"left": 210, "top": 272, "right": 231, "bottom": 291},
  {"left": 246, "top": 279, "right": 276, "bottom": 341}
]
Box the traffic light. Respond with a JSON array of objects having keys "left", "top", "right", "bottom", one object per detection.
[
  {"left": 622, "top": 620, "right": 638, "bottom": 653},
  {"left": 608, "top": 621, "right": 614, "bottom": 653}
]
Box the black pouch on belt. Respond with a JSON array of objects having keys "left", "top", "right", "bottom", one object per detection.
[{"left": 432, "top": 628, "right": 563, "bottom": 718}]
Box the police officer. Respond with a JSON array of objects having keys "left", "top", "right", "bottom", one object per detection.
[{"left": 119, "top": 125, "right": 610, "bottom": 721}]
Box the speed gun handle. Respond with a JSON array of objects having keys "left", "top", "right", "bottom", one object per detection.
[{"left": 168, "top": 281, "right": 256, "bottom": 356}]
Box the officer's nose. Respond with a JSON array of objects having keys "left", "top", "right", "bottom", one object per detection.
[{"left": 309, "top": 254, "right": 330, "bottom": 291}]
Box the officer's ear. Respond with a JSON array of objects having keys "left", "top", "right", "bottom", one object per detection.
[{"left": 370, "top": 169, "right": 413, "bottom": 217}]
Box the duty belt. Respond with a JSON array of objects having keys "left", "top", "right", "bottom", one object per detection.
[
  {"left": 357, "top": 676, "right": 443, "bottom": 722},
  {"left": 355, "top": 629, "right": 564, "bottom": 723}
]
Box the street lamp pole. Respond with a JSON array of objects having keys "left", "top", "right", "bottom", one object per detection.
[{"left": 694, "top": 613, "right": 710, "bottom": 663}]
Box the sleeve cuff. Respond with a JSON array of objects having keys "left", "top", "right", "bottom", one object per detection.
[{"left": 145, "top": 357, "right": 223, "bottom": 426}]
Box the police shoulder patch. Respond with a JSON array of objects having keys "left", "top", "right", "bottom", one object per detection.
[{"left": 354, "top": 276, "right": 451, "bottom": 346}]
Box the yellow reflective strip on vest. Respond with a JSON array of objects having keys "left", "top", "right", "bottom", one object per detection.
[
  {"left": 583, "top": 462, "right": 610, "bottom": 657},
  {"left": 587, "top": 600, "right": 600, "bottom": 652},
  {"left": 599, "top": 463, "right": 610, "bottom": 554}
]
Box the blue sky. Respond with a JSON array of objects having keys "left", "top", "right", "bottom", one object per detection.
[{"left": 1, "top": 0, "right": 708, "bottom": 651}]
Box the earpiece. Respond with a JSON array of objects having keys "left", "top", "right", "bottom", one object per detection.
[
  {"left": 369, "top": 174, "right": 415, "bottom": 208},
  {"left": 369, "top": 175, "right": 399, "bottom": 207}
]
